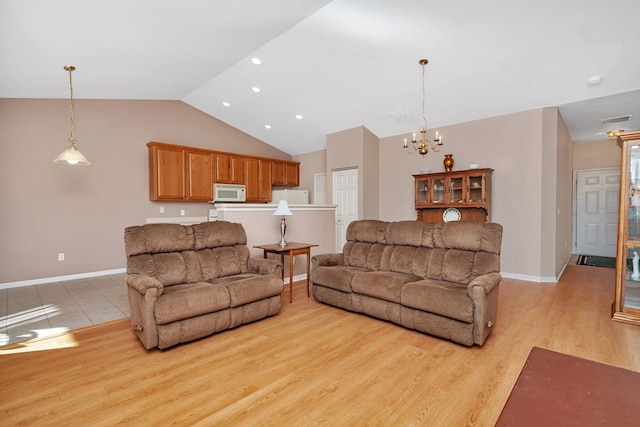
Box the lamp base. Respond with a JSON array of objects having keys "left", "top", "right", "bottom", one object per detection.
[{"left": 278, "top": 217, "right": 288, "bottom": 246}]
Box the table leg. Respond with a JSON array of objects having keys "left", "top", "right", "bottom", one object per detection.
[
  {"left": 280, "top": 254, "right": 285, "bottom": 282},
  {"left": 289, "top": 251, "right": 294, "bottom": 303},
  {"left": 306, "top": 249, "right": 311, "bottom": 298}
]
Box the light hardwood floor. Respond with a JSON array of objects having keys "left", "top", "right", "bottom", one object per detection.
[{"left": 1, "top": 265, "right": 639, "bottom": 426}]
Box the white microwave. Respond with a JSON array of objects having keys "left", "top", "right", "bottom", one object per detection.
[{"left": 213, "top": 183, "right": 246, "bottom": 202}]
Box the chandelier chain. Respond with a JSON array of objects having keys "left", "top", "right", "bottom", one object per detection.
[{"left": 67, "top": 66, "right": 77, "bottom": 147}]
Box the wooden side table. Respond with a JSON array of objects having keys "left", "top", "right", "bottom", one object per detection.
[{"left": 253, "top": 242, "right": 318, "bottom": 303}]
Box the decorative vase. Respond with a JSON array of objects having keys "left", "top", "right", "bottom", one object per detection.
[{"left": 443, "top": 154, "right": 454, "bottom": 172}]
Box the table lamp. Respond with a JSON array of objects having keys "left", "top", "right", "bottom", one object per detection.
[{"left": 273, "top": 200, "right": 293, "bottom": 246}]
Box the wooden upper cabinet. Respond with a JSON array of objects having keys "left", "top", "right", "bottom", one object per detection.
[
  {"left": 245, "top": 158, "right": 272, "bottom": 202},
  {"left": 230, "top": 156, "right": 245, "bottom": 184},
  {"left": 148, "top": 143, "right": 185, "bottom": 200},
  {"left": 272, "top": 160, "right": 300, "bottom": 187},
  {"left": 215, "top": 153, "right": 245, "bottom": 184},
  {"left": 148, "top": 142, "right": 299, "bottom": 202},
  {"left": 148, "top": 142, "right": 214, "bottom": 201},
  {"left": 185, "top": 151, "right": 214, "bottom": 201}
]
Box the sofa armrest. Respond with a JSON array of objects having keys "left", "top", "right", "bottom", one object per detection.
[
  {"left": 467, "top": 272, "right": 502, "bottom": 296},
  {"left": 467, "top": 272, "right": 502, "bottom": 345},
  {"left": 311, "top": 253, "right": 344, "bottom": 269},
  {"left": 125, "top": 273, "right": 164, "bottom": 297},
  {"left": 248, "top": 257, "right": 283, "bottom": 277}
]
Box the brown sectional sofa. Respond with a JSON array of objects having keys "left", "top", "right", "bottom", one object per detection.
[
  {"left": 310, "top": 220, "right": 503, "bottom": 346},
  {"left": 124, "top": 221, "right": 284, "bottom": 349}
]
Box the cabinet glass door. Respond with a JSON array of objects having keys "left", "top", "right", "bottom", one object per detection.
[
  {"left": 468, "top": 174, "right": 484, "bottom": 203},
  {"left": 433, "top": 178, "right": 445, "bottom": 203},
  {"left": 416, "top": 179, "right": 429, "bottom": 204},
  {"left": 624, "top": 144, "right": 640, "bottom": 312},
  {"left": 450, "top": 176, "right": 464, "bottom": 205}
]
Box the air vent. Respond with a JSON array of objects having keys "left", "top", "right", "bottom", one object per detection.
[
  {"left": 600, "top": 115, "right": 632, "bottom": 125},
  {"left": 390, "top": 108, "right": 419, "bottom": 124}
]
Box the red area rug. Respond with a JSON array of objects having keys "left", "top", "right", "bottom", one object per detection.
[{"left": 496, "top": 347, "right": 640, "bottom": 427}]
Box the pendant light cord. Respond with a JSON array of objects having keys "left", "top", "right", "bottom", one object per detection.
[{"left": 68, "top": 67, "right": 77, "bottom": 147}]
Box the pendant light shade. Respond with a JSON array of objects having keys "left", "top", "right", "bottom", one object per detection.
[{"left": 54, "top": 65, "right": 91, "bottom": 165}]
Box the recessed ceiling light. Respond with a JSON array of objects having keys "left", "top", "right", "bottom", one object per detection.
[
  {"left": 251, "top": 57, "right": 262, "bottom": 65},
  {"left": 265, "top": 124, "right": 271, "bottom": 129},
  {"left": 295, "top": 114, "right": 303, "bottom": 120},
  {"left": 222, "top": 101, "right": 230, "bottom": 107},
  {"left": 252, "top": 86, "right": 261, "bottom": 93},
  {"left": 587, "top": 76, "right": 603, "bottom": 86}
]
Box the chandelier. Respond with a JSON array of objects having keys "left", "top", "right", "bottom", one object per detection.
[
  {"left": 54, "top": 65, "right": 91, "bottom": 165},
  {"left": 403, "top": 59, "right": 442, "bottom": 156}
]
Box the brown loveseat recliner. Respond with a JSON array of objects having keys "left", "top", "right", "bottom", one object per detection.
[
  {"left": 310, "top": 220, "right": 503, "bottom": 346},
  {"left": 124, "top": 221, "right": 284, "bottom": 349}
]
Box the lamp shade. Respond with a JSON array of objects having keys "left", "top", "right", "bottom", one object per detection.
[
  {"left": 273, "top": 200, "right": 293, "bottom": 216},
  {"left": 53, "top": 144, "right": 91, "bottom": 165}
]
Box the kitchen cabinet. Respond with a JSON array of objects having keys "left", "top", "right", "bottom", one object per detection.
[
  {"left": 215, "top": 153, "right": 245, "bottom": 184},
  {"left": 148, "top": 143, "right": 214, "bottom": 201},
  {"left": 272, "top": 160, "right": 300, "bottom": 187},
  {"left": 148, "top": 143, "right": 185, "bottom": 200},
  {"left": 147, "top": 142, "right": 300, "bottom": 202},
  {"left": 613, "top": 131, "right": 640, "bottom": 325},
  {"left": 245, "top": 158, "right": 272, "bottom": 202},
  {"left": 185, "top": 151, "right": 214, "bottom": 201},
  {"left": 413, "top": 168, "right": 493, "bottom": 223}
]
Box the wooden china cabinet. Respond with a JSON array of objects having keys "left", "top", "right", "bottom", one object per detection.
[
  {"left": 613, "top": 131, "right": 640, "bottom": 325},
  {"left": 413, "top": 168, "right": 493, "bottom": 223}
]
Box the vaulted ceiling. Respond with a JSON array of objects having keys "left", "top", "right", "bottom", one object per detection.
[{"left": 2, "top": 0, "right": 639, "bottom": 155}]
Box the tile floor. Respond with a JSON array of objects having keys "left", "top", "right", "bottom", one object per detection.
[{"left": 0, "top": 273, "right": 129, "bottom": 346}]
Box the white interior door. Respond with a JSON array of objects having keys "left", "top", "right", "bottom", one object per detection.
[
  {"left": 576, "top": 168, "right": 619, "bottom": 257},
  {"left": 333, "top": 168, "right": 358, "bottom": 251}
]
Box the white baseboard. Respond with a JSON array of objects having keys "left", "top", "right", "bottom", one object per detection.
[
  {"left": 0, "top": 268, "right": 127, "bottom": 290},
  {"left": 501, "top": 271, "right": 558, "bottom": 283},
  {"left": 283, "top": 274, "right": 308, "bottom": 285}
]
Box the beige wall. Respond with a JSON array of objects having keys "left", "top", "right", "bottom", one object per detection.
[
  {"left": 293, "top": 149, "right": 327, "bottom": 203},
  {"left": 0, "top": 98, "right": 291, "bottom": 284},
  {"left": 326, "top": 126, "right": 379, "bottom": 218},
  {"left": 573, "top": 138, "right": 621, "bottom": 170},
  {"left": 216, "top": 205, "right": 336, "bottom": 279},
  {"left": 554, "top": 109, "right": 574, "bottom": 276},
  {"left": 379, "top": 109, "right": 555, "bottom": 280}
]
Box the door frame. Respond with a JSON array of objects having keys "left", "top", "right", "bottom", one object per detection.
[{"left": 573, "top": 166, "right": 620, "bottom": 255}]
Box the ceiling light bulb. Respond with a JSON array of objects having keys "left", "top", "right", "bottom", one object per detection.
[
  {"left": 252, "top": 87, "right": 261, "bottom": 93},
  {"left": 251, "top": 57, "right": 262, "bottom": 65},
  {"left": 295, "top": 114, "right": 303, "bottom": 120},
  {"left": 222, "top": 101, "right": 230, "bottom": 107},
  {"left": 265, "top": 124, "right": 271, "bottom": 129}
]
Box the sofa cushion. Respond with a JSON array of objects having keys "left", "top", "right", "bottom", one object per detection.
[
  {"left": 125, "top": 223, "right": 195, "bottom": 257},
  {"left": 155, "top": 282, "right": 230, "bottom": 325},
  {"left": 351, "top": 271, "right": 422, "bottom": 303},
  {"left": 343, "top": 242, "right": 386, "bottom": 269},
  {"left": 401, "top": 279, "right": 473, "bottom": 323},
  {"left": 310, "top": 265, "right": 370, "bottom": 292},
  {"left": 210, "top": 275, "right": 283, "bottom": 307},
  {"left": 192, "top": 221, "right": 247, "bottom": 249}
]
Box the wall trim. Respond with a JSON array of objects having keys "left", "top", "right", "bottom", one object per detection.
[
  {"left": 0, "top": 268, "right": 127, "bottom": 290},
  {"left": 214, "top": 203, "right": 336, "bottom": 212}
]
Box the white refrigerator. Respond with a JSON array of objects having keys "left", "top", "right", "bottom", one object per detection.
[{"left": 271, "top": 189, "right": 309, "bottom": 204}]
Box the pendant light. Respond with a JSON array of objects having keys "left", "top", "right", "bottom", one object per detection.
[
  {"left": 54, "top": 65, "right": 91, "bottom": 165},
  {"left": 403, "top": 59, "right": 443, "bottom": 156}
]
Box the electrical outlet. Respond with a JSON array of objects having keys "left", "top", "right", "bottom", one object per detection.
[
  {"left": 160, "top": 206, "right": 165, "bottom": 213},
  {"left": 180, "top": 209, "right": 185, "bottom": 216},
  {"left": 58, "top": 253, "right": 65, "bottom": 261}
]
